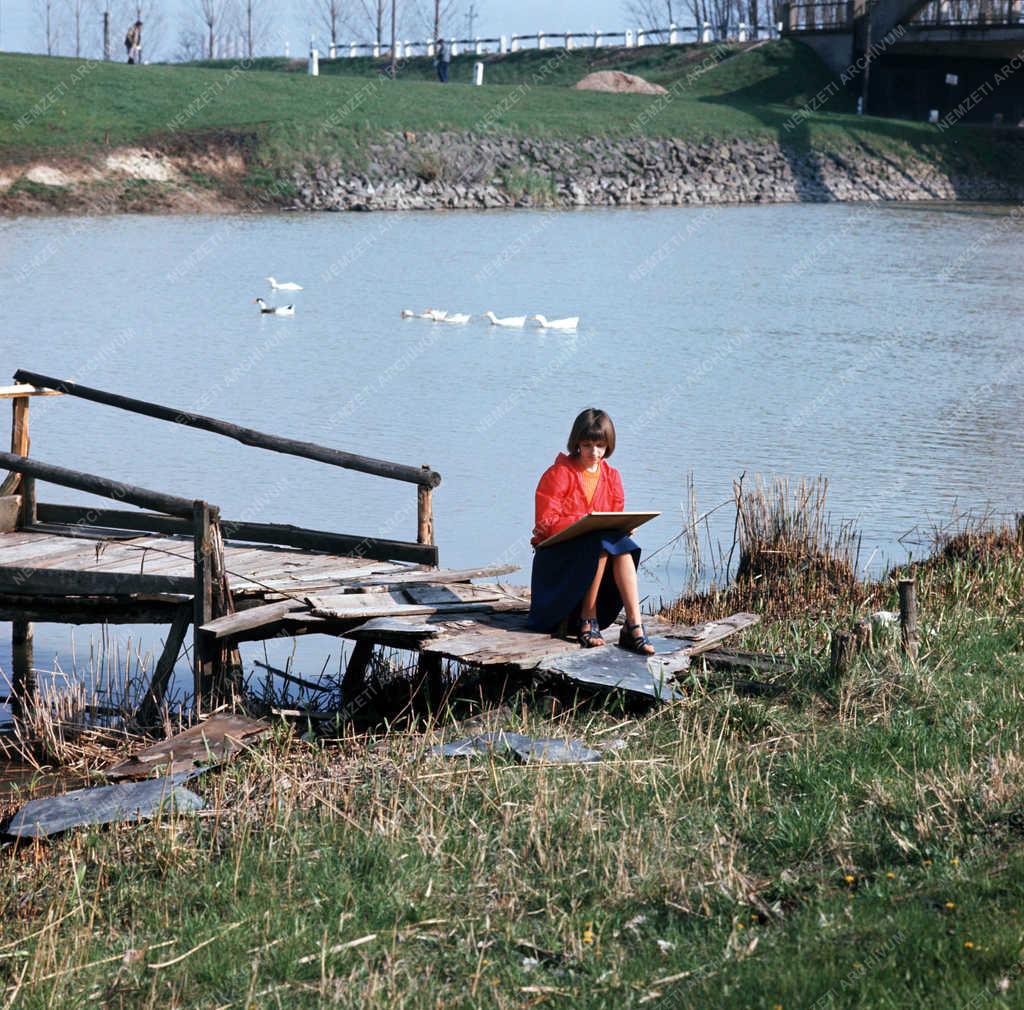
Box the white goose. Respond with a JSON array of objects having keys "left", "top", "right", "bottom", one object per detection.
[
  {"left": 532, "top": 314, "right": 579, "bottom": 331},
  {"left": 267, "top": 276, "right": 303, "bottom": 292},
  {"left": 484, "top": 311, "right": 527, "bottom": 328},
  {"left": 442, "top": 312, "right": 471, "bottom": 324},
  {"left": 255, "top": 297, "right": 295, "bottom": 316}
]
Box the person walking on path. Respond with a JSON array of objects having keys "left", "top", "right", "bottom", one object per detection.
[
  {"left": 125, "top": 20, "right": 142, "bottom": 64},
  {"left": 526, "top": 408, "right": 655, "bottom": 655},
  {"left": 434, "top": 37, "right": 450, "bottom": 82}
]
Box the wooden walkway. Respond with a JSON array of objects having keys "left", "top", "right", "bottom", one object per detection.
[{"left": 0, "top": 371, "right": 760, "bottom": 719}]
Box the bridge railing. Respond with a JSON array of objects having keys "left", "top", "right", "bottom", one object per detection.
[
  {"left": 782, "top": 1, "right": 854, "bottom": 31},
  {"left": 912, "top": 0, "right": 1023, "bottom": 25}
]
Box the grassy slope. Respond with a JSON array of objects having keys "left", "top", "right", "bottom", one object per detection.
[
  {"left": 0, "top": 42, "right": 1005, "bottom": 173},
  {"left": 3, "top": 537, "right": 1024, "bottom": 1007}
]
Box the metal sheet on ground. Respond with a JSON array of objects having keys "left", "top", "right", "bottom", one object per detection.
[
  {"left": 538, "top": 636, "right": 691, "bottom": 701},
  {"left": 5, "top": 772, "right": 204, "bottom": 838},
  {"left": 431, "top": 731, "right": 602, "bottom": 764}
]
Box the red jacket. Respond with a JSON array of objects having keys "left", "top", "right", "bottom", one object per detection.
[{"left": 531, "top": 453, "right": 625, "bottom": 546}]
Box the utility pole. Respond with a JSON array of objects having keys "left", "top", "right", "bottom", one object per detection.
[
  {"left": 465, "top": 2, "right": 479, "bottom": 38},
  {"left": 103, "top": 8, "right": 110, "bottom": 60}
]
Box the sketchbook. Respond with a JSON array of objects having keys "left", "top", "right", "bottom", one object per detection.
[{"left": 537, "top": 511, "right": 660, "bottom": 548}]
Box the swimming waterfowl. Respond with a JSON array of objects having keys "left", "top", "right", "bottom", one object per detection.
[
  {"left": 442, "top": 313, "right": 471, "bottom": 324},
  {"left": 267, "top": 277, "right": 303, "bottom": 292},
  {"left": 484, "top": 311, "right": 527, "bottom": 327},
  {"left": 532, "top": 314, "right": 579, "bottom": 331},
  {"left": 255, "top": 298, "right": 295, "bottom": 316}
]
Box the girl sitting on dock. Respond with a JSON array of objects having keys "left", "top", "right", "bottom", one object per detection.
[{"left": 527, "top": 408, "right": 654, "bottom": 655}]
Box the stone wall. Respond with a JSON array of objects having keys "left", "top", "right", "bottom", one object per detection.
[{"left": 290, "top": 132, "right": 1024, "bottom": 211}]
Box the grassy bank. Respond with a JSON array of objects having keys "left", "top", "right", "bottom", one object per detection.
[
  {"left": 3, "top": 513, "right": 1024, "bottom": 1007},
  {"left": 1, "top": 41, "right": 1018, "bottom": 202}
]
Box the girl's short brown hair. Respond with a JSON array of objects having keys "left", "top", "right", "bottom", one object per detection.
[{"left": 567, "top": 408, "right": 616, "bottom": 458}]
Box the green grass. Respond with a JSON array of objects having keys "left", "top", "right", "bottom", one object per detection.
[
  {"left": 3, "top": 529, "right": 1024, "bottom": 1007},
  {"left": 0, "top": 42, "right": 1008, "bottom": 180}
]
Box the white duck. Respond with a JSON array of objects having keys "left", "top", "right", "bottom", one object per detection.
[
  {"left": 532, "top": 314, "right": 579, "bottom": 331},
  {"left": 255, "top": 298, "right": 295, "bottom": 316},
  {"left": 401, "top": 308, "right": 448, "bottom": 320},
  {"left": 484, "top": 311, "right": 527, "bottom": 328},
  {"left": 442, "top": 312, "right": 471, "bottom": 324},
  {"left": 267, "top": 276, "right": 303, "bottom": 292}
]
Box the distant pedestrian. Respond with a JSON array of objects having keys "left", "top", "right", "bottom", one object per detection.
[
  {"left": 434, "top": 37, "right": 450, "bottom": 83},
  {"left": 125, "top": 20, "right": 142, "bottom": 64}
]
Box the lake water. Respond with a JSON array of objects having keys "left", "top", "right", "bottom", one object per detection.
[{"left": 0, "top": 202, "right": 1021, "bottom": 704}]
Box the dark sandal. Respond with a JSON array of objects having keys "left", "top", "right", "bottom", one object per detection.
[
  {"left": 618, "top": 621, "right": 655, "bottom": 655},
  {"left": 576, "top": 617, "right": 605, "bottom": 648}
]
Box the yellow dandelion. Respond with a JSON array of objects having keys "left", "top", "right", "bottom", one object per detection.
[
  {"left": 886, "top": 872, "right": 896, "bottom": 879},
  {"left": 751, "top": 914, "right": 759, "bottom": 922},
  {"left": 951, "top": 857, "right": 959, "bottom": 865},
  {"left": 945, "top": 901, "right": 956, "bottom": 910},
  {"left": 736, "top": 922, "right": 745, "bottom": 929},
  {"left": 964, "top": 941, "right": 974, "bottom": 949},
  {"left": 844, "top": 875, "right": 855, "bottom": 884},
  {"left": 582, "top": 923, "right": 595, "bottom": 945},
  {"left": 923, "top": 859, "right": 932, "bottom": 866}
]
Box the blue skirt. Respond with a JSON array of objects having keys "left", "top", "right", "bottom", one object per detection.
[{"left": 527, "top": 529, "right": 641, "bottom": 634}]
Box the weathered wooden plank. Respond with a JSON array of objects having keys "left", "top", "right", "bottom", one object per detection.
[
  {"left": 659, "top": 613, "right": 761, "bottom": 655},
  {"left": 193, "top": 501, "right": 215, "bottom": 704},
  {"left": 0, "top": 395, "right": 30, "bottom": 497},
  {"left": 199, "top": 598, "right": 309, "bottom": 641},
  {"left": 0, "top": 537, "right": 124, "bottom": 566},
  {"left": 355, "top": 564, "right": 518, "bottom": 587},
  {"left": 15, "top": 370, "right": 442, "bottom": 489},
  {"left": 308, "top": 592, "right": 528, "bottom": 621},
  {"left": 0, "top": 566, "right": 195, "bottom": 596},
  {"left": 404, "top": 584, "right": 504, "bottom": 606},
  {"left": 0, "top": 597, "right": 182, "bottom": 623},
  {"left": 345, "top": 617, "right": 442, "bottom": 640},
  {"left": 35, "top": 503, "right": 191, "bottom": 536}
]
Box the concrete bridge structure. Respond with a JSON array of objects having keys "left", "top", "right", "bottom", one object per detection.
[{"left": 782, "top": 0, "right": 1024, "bottom": 122}]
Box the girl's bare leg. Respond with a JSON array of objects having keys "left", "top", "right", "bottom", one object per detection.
[
  {"left": 579, "top": 552, "right": 608, "bottom": 644},
  {"left": 612, "top": 552, "right": 653, "bottom": 653}
]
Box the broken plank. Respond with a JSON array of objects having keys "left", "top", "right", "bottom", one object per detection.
[
  {"left": 404, "top": 584, "right": 505, "bottom": 606},
  {"left": 355, "top": 564, "right": 519, "bottom": 587},
  {"left": 200, "top": 598, "right": 309, "bottom": 640},
  {"left": 657, "top": 613, "right": 761, "bottom": 655}
]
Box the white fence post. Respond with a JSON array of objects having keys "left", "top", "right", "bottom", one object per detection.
[
  {"left": 638, "top": 28, "right": 646, "bottom": 45},
  {"left": 372, "top": 41, "right": 380, "bottom": 56},
  {"left": 669, "top": 22, "right": 678, "bottom": 43},
  {"left": 329, "top": 41, "right": 336, "bottom": 58},
  {"left": 511, "top": 35, "right": 520, "bottom": 51},
  {"left": 701, "top": 21, "right": 712, "bottom": 42},
  {"left": 308, "top": 38, "right": 319, "bottom": 75},
  {"left": 565, "top": 32, "right": 573, "bottom": 49},
  {"left": 499, "top": 34, "right": 507, "bottom": 53},
  {"left": 738, "top": 22, "right": 747, "bottom": 40},
  {"left": 473, "top": 60, "right": 484, "bottom": 84},
  {"left": 593, "top": 29, "right": 602, "bottom": 47},
  {"left": 427, "top": 39, "right": 435, "bottom": 56},
  {"left": 625, "top": 29, "right": 634, "bottom": 46},
  {"left": 451, "top": 37, "right": 459, "bottom": 55},
  {"left": 537, "top": 31, "right": 545, "bottom": 49},
  {"left": 284, "top": 40, "right": 290, "bottom": 57}
]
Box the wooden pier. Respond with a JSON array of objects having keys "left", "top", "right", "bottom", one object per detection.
[{"left": 0, "top": 370, "right": 758, "bottom": 723}]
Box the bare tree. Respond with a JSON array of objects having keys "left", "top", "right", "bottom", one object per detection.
[
  {"left": 194, "top": 0, "right": 233, "bottom": 58},
  {"left": 233, "top": 0, "right": 269, "bottom": 57},
  {"left": 63, "top": 0, "right": 93, "bottom": 55},
  {"left": 420, "top": 0, "right": 458, "bottom": 38},
  {"left": 35, "top": 0, "right": 61, "bottom": 54},
  {"left": 623, "top": 0, "right": 678, "bottom": 38},
  {"left": 308, "top": 0, "right": 344, "bottom": 47},
  {"left": 175, "top": 26, "right": 207, "bottom": 60}
]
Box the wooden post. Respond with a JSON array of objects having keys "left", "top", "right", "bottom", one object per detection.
[
  {"left": 341, "top": 640, "right": 375, "bottom": 704},
  {"left": 10, "top": 620, "right": 34, "bottom": 722},
  {"left": 136, "top": 603, "right": 192, "bottom": 726},
  {"left": 854, "top": 618, "right": 873, "bottom": 654},
  {"left": 193, "top": 500, "right": 215, "bottom": 709},
  {"left": 417, "top": 651, "right": 445, "bottom": 708},
  {"left": 830, "top": 630, "right": 854, "bottom": 677},
  {"left": 19, "top": 475, "right": 36, "bottom": 528},
  {"left": 417, "top": 464, "right": 434, "bottom": 549},
  {"left": 898, "top": 577, "right": 918, "bottom": 662},
  {"left": 0, "top": 395, "right": 29, "bottom": 497}
]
